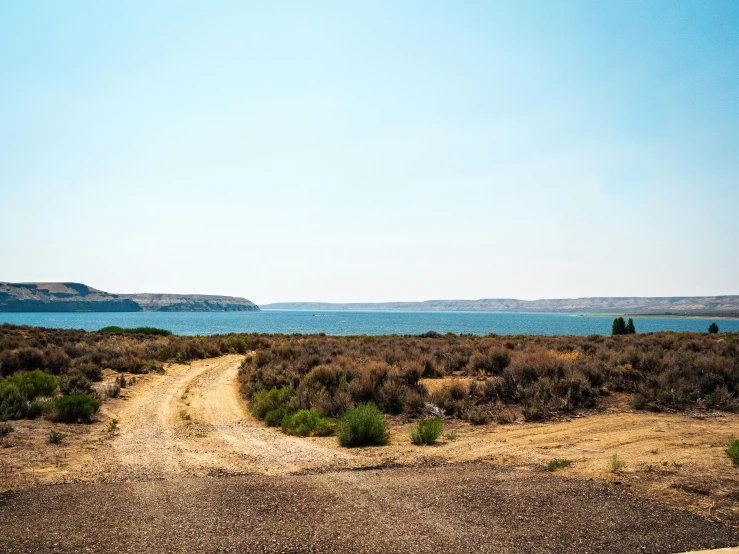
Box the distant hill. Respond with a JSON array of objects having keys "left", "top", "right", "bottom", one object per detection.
[
  {"left": 0, "top": 282, "right": 260, "bottom": 312},
  {"left": 262, "top": 296, "right": 739, "bottom": 315},
  {"left": 120, "top": 293, "right": 260, "bottom": 312}
]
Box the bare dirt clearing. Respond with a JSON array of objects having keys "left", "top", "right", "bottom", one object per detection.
[{"left": 1, "top": 355, "right": 737, "bottom": 553}]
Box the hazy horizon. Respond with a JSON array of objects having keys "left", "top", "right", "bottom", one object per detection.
[{"left": 2, "top": 1, "right": 738, "bottom": 305}]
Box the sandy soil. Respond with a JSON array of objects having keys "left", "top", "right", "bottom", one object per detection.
[{"left": 1, "top": 355, "right": 737, "bottom": 553}]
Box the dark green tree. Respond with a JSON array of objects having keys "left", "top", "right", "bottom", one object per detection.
[
  {"left": 708, "top": 322, "right": 719, "bottom": 334},
  {"left": 612, "top": 317, "right": 627, "bottom": 336},
  {"left": 626, "top": 318, "right": 636, "bottom": 334}
]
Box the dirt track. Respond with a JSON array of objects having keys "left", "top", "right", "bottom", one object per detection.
[
  {"left": 100, "top": 355, "right": 357, "bottom": 480},
  {"left": 1, "top": 356, "right": 738, "bottom": 553}
]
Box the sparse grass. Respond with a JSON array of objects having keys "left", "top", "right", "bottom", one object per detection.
[
  {"left": 609, "top": 453, "right": 626, "bottom": 472},
  {"left": 107, "top": 419, "right": 119, "bottom": 433},
  {"left": 444, "top": 431, "right": 459, "bottom": 441},
  {"left": 410, "top": 416, "right": 443, "bottom": 445},
  {"left": 180, "top": 411, "right": 191, "bottom": 421},
  {"left": 726, "top": 437, "right": 739, "bottom": 465},
  {"left": 337, "top": 404, "right": 389, "bottom": 447},
  {"left": 49, "top": 430, "right": 64, "bottom": 444},
  {"left": 538, "top": 459, "right": 572, "bottom": 472}
]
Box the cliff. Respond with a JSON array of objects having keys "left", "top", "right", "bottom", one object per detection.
[
  {"left": 120, "top": 293, "right": 260, "bottom": 312},
  {"left": 0, "top": 282, "right": 260, "bottom": 312}
]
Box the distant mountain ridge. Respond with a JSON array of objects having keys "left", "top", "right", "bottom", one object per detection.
[
  {"left": 262, "top": 296, "right": 739, "bottom": 315},
  {"left": 0, "top": 282, "right": 260, "bottom": 312}
]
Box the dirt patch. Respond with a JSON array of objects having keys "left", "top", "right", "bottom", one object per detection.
[{"left": 1, "top": 464, "right": 737, "bottom": 553}]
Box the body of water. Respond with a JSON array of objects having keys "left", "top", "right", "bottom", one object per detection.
[{"left": 1, "top": 310, "right": 737, "bottom": 336}]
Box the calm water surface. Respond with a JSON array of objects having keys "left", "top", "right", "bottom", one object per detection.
[{"left": 1, "top": 311, "right": 738, "bottom": 336}]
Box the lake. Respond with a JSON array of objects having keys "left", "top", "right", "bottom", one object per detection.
[{"left": 1, "top": 310, "right": 737, "bottom": 336}]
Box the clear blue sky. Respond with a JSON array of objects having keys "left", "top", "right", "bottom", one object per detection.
[{"left": 1, "top": 1, "right": 737, "bottom": 304}]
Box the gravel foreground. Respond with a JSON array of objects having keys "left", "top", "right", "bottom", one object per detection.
[{"left": 1, "top": 463, "right": 736, "bottom": 554}]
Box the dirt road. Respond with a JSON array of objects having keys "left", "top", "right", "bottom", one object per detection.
[
  {"left": 100, "top": 355, "right": 357, "bottom": 480},
  {"left": 1, "top": 356, "right": 737, "bottom": 553}
]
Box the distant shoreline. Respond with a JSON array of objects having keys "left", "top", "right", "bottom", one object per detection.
[
  {"left": 623, "top": 312, "right": 739, "bottom": 320},
  {"left": 262, "top": 308, "right": 739, "bottom": 320},
  {"left": 262, "top": 296, "right": 739, "bottom": 314}
]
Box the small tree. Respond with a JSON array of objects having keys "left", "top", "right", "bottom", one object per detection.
[
  {"left": 612, "top": 317, "right": 627, "bottom": 336},
  {"left": 708, "top": 322, "right": 719, "bottom": 334},
  {"left": 626, "top": 318, "right": 636, "bottom": 334}
]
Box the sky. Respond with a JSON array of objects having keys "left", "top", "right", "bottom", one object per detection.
[{"left": 1, "top": 1, "right": 738, "bottom": 305}]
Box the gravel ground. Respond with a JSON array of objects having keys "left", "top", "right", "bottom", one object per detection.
[{"left": 1, "top": 463, "right": 736, "bottom": 554}]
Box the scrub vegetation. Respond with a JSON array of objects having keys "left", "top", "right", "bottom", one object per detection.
[
  {"left": 410, "top": 416, "right": 443, "bottom": 445},
  {"left": 1, "top": 324, "right": 737, "bottom": 430},
  {"left": 238, "top": 331, "right": 739, "bottom": 428},
  {"left": 726, "top": 437, "right": 739, "bottom": 465},
  {"left": 98, "top": 326, "right": 173, "bottom": 336}
]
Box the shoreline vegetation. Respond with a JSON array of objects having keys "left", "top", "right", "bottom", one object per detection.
[{"left": 623, "top": 312, "right": 739, "bottom": 319}]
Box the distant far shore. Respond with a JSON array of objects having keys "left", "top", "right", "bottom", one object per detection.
[
  {"left": 623, "top": 312, "right": 739, "bottom": 320},
  {"left": 261, "top": 295, "right": 739, "bottom": 314}
]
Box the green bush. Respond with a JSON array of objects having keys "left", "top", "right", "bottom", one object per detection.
[
  {"left": 410, "top": 416, "right": 443, "bottom": 445},
  {"left": 708, "top": 322, "right": 719, "bottom": 334},
  {"left": 26, "top": 397, "right": 47, "bottom": 419},
  {"left": 0, "top": 423, "right": 13, "bottom": 438},
  {"left": 281, "top": 409, "right": 334, "bottom": 437},
  {"left": 0, "top": 384, "right": 28, "bottom": 420},
  {"left": 49, "top": 394, "right": 100, "bottom": 423},
  {"left": 49, "top": 430, "right": 64, "bottom": 444},
  {"left": 726, "top": 437, "right": 739, "bottom": 465},
  {"left": 250, "top": 387, "right": 296, "bottom": 420},
  {"left": 264, "top": 408, "right": 286, "bottom": 427},
  {"left": 1, "top": 370, "right": 58, "bottom": 400},
  {"left": 337, "top": 403, "right": 389, "bottom": 447}
]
